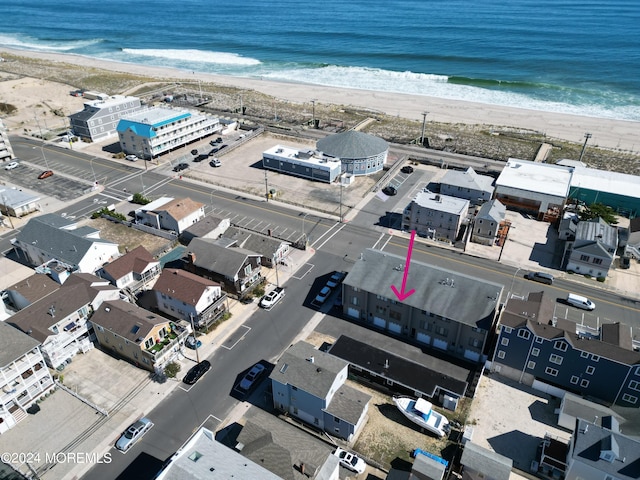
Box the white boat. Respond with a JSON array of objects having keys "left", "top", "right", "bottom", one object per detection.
[{"left": 393, "top": 396, "right": 450, "bottom": 438}]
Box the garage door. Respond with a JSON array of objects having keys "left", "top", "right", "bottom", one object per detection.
[
  {"left": 388, "top": 322, "right": 402, "bottom": 334},
  {"left": 464, "top": 349, "right": 480, "bottom": 362},
  {"left": 373, "top": 317, "right": 385, "bottom": 328},
  {"left": 417, "top": 333, "right": 431, "bottom": 345},
  {"left": 433, "top": 338, "right": 448, "bottom": 350},
  {"left": 347, "top": 307, "right": 360, "bottom": 318}
]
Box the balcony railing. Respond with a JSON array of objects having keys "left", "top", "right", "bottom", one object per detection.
[{"left": 144, "top": 330, "right": 189, "bottom": 362}]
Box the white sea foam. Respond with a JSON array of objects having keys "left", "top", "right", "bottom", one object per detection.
[
  {"left": 122, "top": 48, "right": 261, "bottom": 66},
  {"left": 0, "top": 33, "right": 101, "bottom": 52}
]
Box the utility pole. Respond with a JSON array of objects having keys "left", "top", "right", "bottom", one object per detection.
[
  {"left": 311, "top": 99, "right": 317, "bottom": 128},
  {"left": 264, "top": 170, "right": 269, "bottom": 202},
  {"left": 274, "top": 257, "right": 280, "bottom": 287},
  {"left": 420, "top": 111, "right": 429, "bottom": 146},
  {"left": 578, "top": 132, "right": 592, "bottom": 163},
  {"left": 189, "top": 313, "right": 200, "bottom": 364},
  {"left": 339, "top": 175, "right": 343, "bottom": 222}
]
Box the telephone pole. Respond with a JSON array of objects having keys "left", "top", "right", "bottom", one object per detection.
[
  {"left": 420, "top": 111, "right": 428, "bottom": 146},
  {"left": 578, "top": 133, "right": 592, "bottom": 163}
]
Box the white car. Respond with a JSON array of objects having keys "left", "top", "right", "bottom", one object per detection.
[
  {"left": 239, "top": 363, "right": 266, "bottom": 391},
  {"left": 314, "top": 286, "right": 331, "bottom": 304},
  {"left": 125, "top": 154, "right": 138, "bottom": 162},
  {"left": 259, "top": 287, "right": 284, "bottom": 309},
  {"left": 4, "top": 161, "right": 19, "bottom": 170},
  {"left": 333, "top": 447, "right": 366, "bottom": 474},
  {"left": 115, "top": 417, "right": 153, "bottom": 452}
]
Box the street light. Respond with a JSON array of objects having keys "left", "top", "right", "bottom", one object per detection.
[
  {"left": 507, "top": 267, "right": 523, "bottom": 301},
  {"left": 578, "top": 132, "right": 592, "bottom": 163},
  {"left": 301, "top": 212, "right": 309, "bottom": 245},
  {"left": 89, "top": 157, "right": 98, "bottom": 185}
]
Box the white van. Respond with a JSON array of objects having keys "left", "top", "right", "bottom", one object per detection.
[{"left": 567, "top": 293, "right": 595, "bottom": 311}]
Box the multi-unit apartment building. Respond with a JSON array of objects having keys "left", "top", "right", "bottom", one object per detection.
[
  {"left": 69, "top": 95, "right": 142, "bottom": 142},
  {"left": 342, "top": 249, "right": 503, "bottom": 363},
  {"left": 440, "top": 167, "right": 495, "bottom": 206},
  {"left": 403, "top": 191, "right": 469, "bottom": 242},
  {"left": 492, "top": 290, "right": 640, "bottom": 408},
  {"left": 117, "top": 106, "right": 221, "bottom": 160}
]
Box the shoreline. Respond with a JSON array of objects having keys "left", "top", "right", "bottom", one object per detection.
[{"left": 1, "top": 46, "right": 639, "bottom": 152}]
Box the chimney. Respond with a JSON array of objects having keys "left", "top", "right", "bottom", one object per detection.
[
  {"left": 300, "top": 463, "right": 305, "bottom": 475},
  {"left": 187, "top": 251, "right": 196, "bottom": 264}
]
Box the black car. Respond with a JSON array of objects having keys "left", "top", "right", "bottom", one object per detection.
[
  {"left": 382, "top": 185, "right": 397, "bottom": 196},
  {"left": 173, "top": 163, "right": 189, "bottom": 172},
  {"left": 620, "top": 256, "right": 631, "bottom": 269},
  {"left": 401, "top": 165, "right": 414, "bottom": 174},
  {"left": 193, "top": 155, "right": 205, "bottom": 163},
  {"left": 183, "top": 360, "right": 211, "bottom": 385},
  {"left": 190, "top": 149, "right": 198, "bottom": 156},
  {"left": 209, "top": 148, "right": 219, "bottom": 155},
  {"left": 215, "top": 137, "right": 223, "bottom": 143},
  {"left": 218, "top": 144, "right": 227, "bottom": 150}
]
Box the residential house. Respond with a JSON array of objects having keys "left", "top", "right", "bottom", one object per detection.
[
  {"left": 402, "top": 191, "right": 469, "bottom": 242},
  {"left": 270, "top": 341, "right": 371, "bottom": 441},
  {"left": 564, "top": 217, "right": 618, "bottom": 278},
  {"left": 471, "top": 199, "right": 506, "bottom": 246},
  {"left": 91, "top": 299, "right": 189, "bottom": 372},
  {"left": 117, "top": 106, "right": 221, "bottom": 159},
  {"left": 625, "top": 216, "right": 640, "bottom": 259},
  {"left": 459, "top": 442, "right": 512, "bottom": 480},
  {"left": 343, "top": 249, "right": 503, "bottom": 363},
  {"left": 135, "top": 197, "right": 205, "bottom": 234},
  {"left": 2, "top": 274, "right": 60, "bottom": 311},
  {"left": 0, "top": 321, "right": 54, "bottom": 434},
  {"left": 492, "top": 290, "right": 640, "bottom": 407},
  {"left": 184, "top": 238, "right": 262, "bottom": 296},
  {"left": 180, "top": 215, "right": 231, "bottom": 246},
  {"left": 11, "top": 213, "right": 120, "bottom": 273},
  {"left": 0, "top": 188, "right": 41, "bottom": 218},
  {"left": 97, "top": 245, "right": 161, "bottom": 291},
  {"left": 440, "top": 167, "right": 494, "bottom": 206},
  {"left": 8, "top": 273, "right": 120, "bottom": 370},
  {"left": 556, "top": 392, "right": 622, "bottom": 431},
  {"left": 565, "top": 416, "right": 640, "bottom": 480},
  {"left": 152, "top": 268, "right": 227, "bottom": 330},
  {"left": 221, "top": 227, "right": 291, "bottom": 268},
  {"left": 558, "top": 211, "right": 579, "bottom": 241},
  {"left": 69, "top": 95, "right": 142, "bottom": 143}
]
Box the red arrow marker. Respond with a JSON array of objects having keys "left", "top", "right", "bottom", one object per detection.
[{"left": 390, "top": 230, "right": 416, "bottom": 301}]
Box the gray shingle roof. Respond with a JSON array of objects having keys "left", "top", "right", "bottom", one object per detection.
[
  {"left": 460, "top": 442, "right": 512, "bottom": 480},
  {"left": 476, "top": 199, "right": 506, "bottom": 223},
  {"left": 153, "top": 268, "right": 218, "bottom": 306},
  {"left": 345, "top": 249, "right": 503, "bottom": 327},
  {"left": 316, "top": 131, "right": 388, "bottom": 159},
  {"left": 188, "top": 238, "right": 259, "bottom": 278},
  {"left": 0, "top": 320, "right": 41, "bottom": 369},
  {"left": 222, "top": 227, "right": 289, "bottom": 258},
  {"left": 270, "top": 341, "right": 347, "bottom": 399},
  {"left": 324, "top": 383, "right": 371, "bottom": 425},
  {"left": 441, "top": 167, "right": 494, "bottom": 192},
  {"left": 90, "top": 300, "right": 168, "bottom": 343}
]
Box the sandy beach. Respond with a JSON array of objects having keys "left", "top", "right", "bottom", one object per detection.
[{"left": 1, "top": 46, "right": 639, "bottom": 152}]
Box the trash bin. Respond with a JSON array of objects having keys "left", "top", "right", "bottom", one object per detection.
[{"left": 27, "top": 404, "right": 41, "bottom": 415}]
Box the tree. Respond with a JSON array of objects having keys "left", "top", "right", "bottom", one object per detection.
[
  {"left": 164, "top": 362, "right": 181, "bottom": 379},
  {"left": 578, "top": 203, "right": 618, "bottom": 225}
]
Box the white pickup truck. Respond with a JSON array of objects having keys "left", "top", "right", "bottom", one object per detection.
[{"left": 259, "top": 287, "right": 285, "bottom": 310}]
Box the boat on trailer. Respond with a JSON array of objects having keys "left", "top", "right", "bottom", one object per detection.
[{"left": 393, "top": 396, "right": 450, "bottom": 438}]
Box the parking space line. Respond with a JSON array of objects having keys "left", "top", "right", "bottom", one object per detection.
[
  {"left": 292, "top": 263, "right": 315, "bottom": 280},
  {"left": 371, "top": 232, "right": 385, "bottom": 249},
  {"left": 380, "top": 234, "right": 393, "bottom": 251},
  {"left": 220, "top": 325, "right": 251, "bottom": 350}
]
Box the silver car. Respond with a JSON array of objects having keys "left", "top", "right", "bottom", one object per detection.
[{"left": 115, "top": 417, "right": 153, "bottom": 452}]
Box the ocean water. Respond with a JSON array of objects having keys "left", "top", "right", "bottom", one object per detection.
[{"left": 1, "top": 0, "right": 639, "bottom": 120}]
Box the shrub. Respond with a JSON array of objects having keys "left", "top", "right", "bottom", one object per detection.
[
  {"left": 164, "top": 362, "right": 181, "bottom": 379},
  {"left": 597, "top": 276, "right": 606, "bottom": 282},
  {"left": 132, "top": 192, "right": 151, "bottom": 205},
  {"left": 91, "top": 207, "right": 126, "bottom": 221}
]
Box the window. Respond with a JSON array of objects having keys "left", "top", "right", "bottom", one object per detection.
[
  {"left": 503, "top": 326, "right": 513, "bottom": 334},
  {"left": 549, "top": 354, "right": 563, "bottom": 365},
  {"left": 570, "top": 376, "right": 579, "bottom": 385},
  {"left": 586, "top": 366, "right": 595, "bottom": 375},
  {"left": 622, "top": 394, "right": 638, "bottom": 404},
  {"left": 469, "top": 338, "right": 481, "bottom": 348},
  {"left": 554, "top": 341, "right": 568, "bottom": 352},
  {"left": 501, "top": 338, "right": 509, "bottom": 346},
  {"left": 545, "top": 367, "right": 558, "bottom": 377},
  {"left": 629, "top": 380, "right": 640, "bottom": 392},
  {"left": 527, "top": 361, "right": 536, "bottom": 370},
  {"left": 436, "top": 326, "right": 448, "bottom": 336},
  {"left": 592, "top": 355, "right": 600, "bottom": 362},
  {"left": 97, "top": 325, "right": 104, "bottom": 332},
  {"left": 531, "top": 348, "right": 540, "bottom": 357},
  {"left": 593, "top": 258, "right": 603, "bottom": 265},
  {"left": 497, "top": 351, "right": 505, "bottom": 359},
  {"left": 535, "top": 336, "right": 543, "bottom": 344},
  {"left": 580, "top": 351, "right": 589, "bottom": 358},
  {"left": 518, "top": 329, "right": 531, "bottom": 340},
  {"left": 188, "top": 451, "right": 203, "bottom": 462},
  {"left": 334, "top": 416, "right": 341, "bottom": 423},
  {"left": 580, "top": 379, "right": 590, "bottom": 388},
  {"left": 351, "top": 297, "right": 359, "bottom": 306},
  {"left": 580, "top": 254, "right": 590, "bottom": 261}
]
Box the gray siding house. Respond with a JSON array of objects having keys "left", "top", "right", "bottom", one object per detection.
[
  {"left": 342, "top": 249, "right": 503, "bottom": 363},
  {"left": 471, "top": 199, "right": 506, "bottom": 246},
  {"left": 69, "top": 95, "right": 141, "bottom": 142},
  {"left": 402, "top": 191, "right": 469, "bottom": 243},
  {"left": 440, "top": 167, "right": 495, "bottom": 206},
  {"left": 564, "top": 217, "right": 618, "bottom": 278},
  {"left": 492, "top": 291, "right": 640, "bottom": 408},
  {"left": 270, "top": 341, "right": 371, "bottom": 441}
]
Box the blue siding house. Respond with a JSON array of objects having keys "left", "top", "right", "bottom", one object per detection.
[
  {"left": 492, "top": 291, "right": 640, "bottom": 408},
  {"left": 270, "top": 341, "right": 371, "bottom": 441}
]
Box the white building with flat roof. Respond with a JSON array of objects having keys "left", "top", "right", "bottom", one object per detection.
[
  {"left": 117, "top": 107, "right": 221, "bottom": 160},
  {"left": 403, "top": 191, "right": 469, "bottom": 242},
  {"left": 495, "top": 158, "right": 573, "bottom": 221},
  {"left": 262, "top": 144, "right": 342, "bottom": 183}
]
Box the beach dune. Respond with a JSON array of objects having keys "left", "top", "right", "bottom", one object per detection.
[{"left": 1, "top": 46, "right": 638, "bottom": 152}]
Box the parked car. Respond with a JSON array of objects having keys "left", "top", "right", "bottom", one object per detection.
[
  {"left": 333, "top": 448, "right": 366, "bottom": 474},
  {"left": 4, "top": 161, "right": 19, "bottom": 170},
  {"left": 115, "top": 417, "right": 153, "bottom": 452},
  {"left": 524, "top": 271, "right": 554, "bottom": 285},
  {"left": 38, "top": 170, "right": 54, "bottom": 179},
  {"left": 218, "top": 144, "right": 228, "bottom": 151},
  {"left": 314, "top": 286, "right": 331, "bottom": 304},
  {"left": 620, "top": 256, "right": 631, "bottom": 269},
  {"left": 401, "top": 165, "right": 414, "bottom": 174},
  {"left": 215, "top": 137, "right": 223, "bottom": 143},
  {"left": 259, "top": 287, "right": 285, "bottom": 309},
  {"left": 382, "top": 185, "right": 397, "bottom": 196},
  {"left": 209, "top": 158, "right": 221, "bottom": 167},
  {"left": 183, "top": 360, "right": 211, "bottom": 385},
  {"left": 326, "top": 271, "right": 346, "bottom": 289},
  {"left": 566, "top": 293, "right": 595, "bottom": 311},
  {"left": 125, "top": 154, "right": 138, "bottom": 162},
  {"left": 190, "top": 149, "right": 198, "bottom": 156},
  {"left": 173, "top": 163, "right": 189, "bottom": 172},
  {"left": 239, "top": 363, "right": 266, "bottom": 391},
  {"left": 185, "top": 335, "right": 202, "bottom": 350}
]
